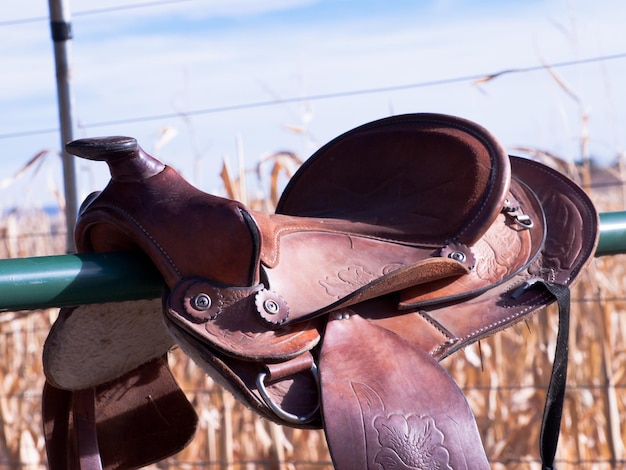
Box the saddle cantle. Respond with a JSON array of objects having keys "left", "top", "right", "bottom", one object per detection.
[{"left": 42, "top": 113, "right": 598, "bottom": 469}]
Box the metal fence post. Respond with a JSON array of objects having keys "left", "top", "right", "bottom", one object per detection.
[{"left": 48, "top": 0, "right": 79, "bottom": 253}]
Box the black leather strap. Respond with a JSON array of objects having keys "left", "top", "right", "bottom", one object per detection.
[{"left": 539, "top": 282, "right": 571, "bottom": 470}]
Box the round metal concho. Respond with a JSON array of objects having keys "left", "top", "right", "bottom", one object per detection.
[
  {"left": 182, "top": 282, "right": 224, "bottom": 323},
  {"left": 255, "top": 290, "right": 290, "bottom": 326},
  {"left": 440, "top": 242, "right": 476, "bottom": 271}
]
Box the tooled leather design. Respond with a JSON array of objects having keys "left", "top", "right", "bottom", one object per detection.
[
  {"left": 397, "top": 177, "right": 544, "bottom": 310},
  {"left": 319, "top": 264, "right": 405, "bottom": 299},
  {"left": 257, "top": 211, "right": 443, "bottom": 270},
  {"left": 472, "top": 214, "right": 527, "bottom": 283},
  {"left": 353, "top": 382, "right": 453, "bottom": 469},
  {"left": 541, "top": 191, "right": 584, "bottom": 272},
  {"left": 167, "top": 278, "right": 321, "bottom": 361},
  {"left": 509, "top": 157, "right": 598, "bottom": 283},
  {"left": 373, "top": 414, "right": 452, "bottom": 469},
  {"left": 425, "top": 175, "right": 591, "bottom": 358}
]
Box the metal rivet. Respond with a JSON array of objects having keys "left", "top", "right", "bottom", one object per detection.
[
  {"left": 263, "top": 299, "right": 280, "bottom": 314},
  {"left": 448, "top": 251, "right": 466, "bottom": 263},
  {"left": 192, "top": 293, "right": 211, "bottom": 311}
]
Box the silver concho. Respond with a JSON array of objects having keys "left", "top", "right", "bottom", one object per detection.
[{"left": 255, "top": 289, "right": 290, "bottom": 326}]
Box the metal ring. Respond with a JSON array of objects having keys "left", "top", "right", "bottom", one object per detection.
[
  {"left": 256, "top": 362, "right": 319, "bottom": 425},
  {"left": 514, "top": 214, "right": 534, "bottom": 229}
]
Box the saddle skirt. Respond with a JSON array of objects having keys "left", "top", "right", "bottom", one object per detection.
[{"left": 42, "top": 113, "right": 598, "bottom": 469}]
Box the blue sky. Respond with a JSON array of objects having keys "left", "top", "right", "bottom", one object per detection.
[{"left": 2, "top": 0, "right": 626, "bottom": 210}]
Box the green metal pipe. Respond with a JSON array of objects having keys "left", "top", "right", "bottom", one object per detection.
[
  {"left": 597, "top": 211, "right": 626, "bottom": 256},
  {"left": 0, "top": 211, "right": 624, "bottom": 312},
  {"left": 0, "top": 251, "right": 163, "bottom": 312}
]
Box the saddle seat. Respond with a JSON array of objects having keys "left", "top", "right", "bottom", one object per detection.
[{"left": 42, "top": 113, "right": 598, "bottom": 470}]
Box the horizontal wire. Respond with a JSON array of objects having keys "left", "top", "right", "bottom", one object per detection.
[
  {"left": 0, "top": 0, "right": 201, "bottom": 27},
  {"left": 1, "top": 52, "right": 625, "bottom": 140},
  {"left": 79, "top": 52, "right": 626, "bottom": 129}
]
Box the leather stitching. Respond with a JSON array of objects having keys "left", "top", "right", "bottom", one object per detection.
[{"left": 89, "top": 203, "right": 183, "bottom": 279}]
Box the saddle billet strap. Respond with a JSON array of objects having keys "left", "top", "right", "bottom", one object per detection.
[{"left": 257, "top": 353, "right": 321, "bottom": 424}]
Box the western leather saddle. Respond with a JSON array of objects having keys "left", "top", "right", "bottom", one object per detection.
[{"left": 42, "top": 113, "right": 598, "bottom": 469}]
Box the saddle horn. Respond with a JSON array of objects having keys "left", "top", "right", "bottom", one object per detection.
[{"left": 66, "top": 136, "right": 165, "bottom": 182}]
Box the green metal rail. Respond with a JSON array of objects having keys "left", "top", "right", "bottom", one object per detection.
[
  {"left": 596, "top": 211, "right": 626, "bottom": 256},
  {"left": 0, "top": 252, "right": 163, "bottom": 312},
  {"left": 0, "top": 211, "right": 624, "bottom": 312}
]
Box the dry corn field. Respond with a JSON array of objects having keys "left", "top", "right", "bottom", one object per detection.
[{"left": 0, "top": 153, "right": 625, "bottom": 469}]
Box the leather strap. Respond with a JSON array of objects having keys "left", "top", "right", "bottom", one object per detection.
[
  {"left": 42, "top": 386, "right": 104, "bottom": 470},
  {"left": 539, "top": 282, "right": 571, "bottom": 470},
  {"left": 512, "top": 280, "right": 570, "bottom": 470},
  {"left": 73, "top": 389, "right": 103, "bottom": 470},
  {"left": 43, "top": 382, "right": 73, "bottom": 469}
]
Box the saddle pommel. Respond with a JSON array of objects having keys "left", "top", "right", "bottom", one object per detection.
[{"left": 66, "top": 136, "right": 165, "bottom": 182}]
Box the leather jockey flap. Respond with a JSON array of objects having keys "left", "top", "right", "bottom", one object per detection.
[{"left": 41, "top": 112, "right": 599, "bottom": 469}]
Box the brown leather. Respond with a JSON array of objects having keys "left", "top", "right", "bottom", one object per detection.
[
  {"left": 43, "top": 357, "right": 198, "bottom": 470},
  {"left": 363, "top": 156, "right": 598, "bottom": 361},
  {"left": 72, "top": 115, "right": 514, "bottom": 332},
  {"left": 320, "top": 313, "right": 489, "bottom": 469},
  {"left": 42, "top": 113, "right": 598, "bottom": 469},
  {"left": 164, "top": 313, "right": 322, "bottom": 427}
]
